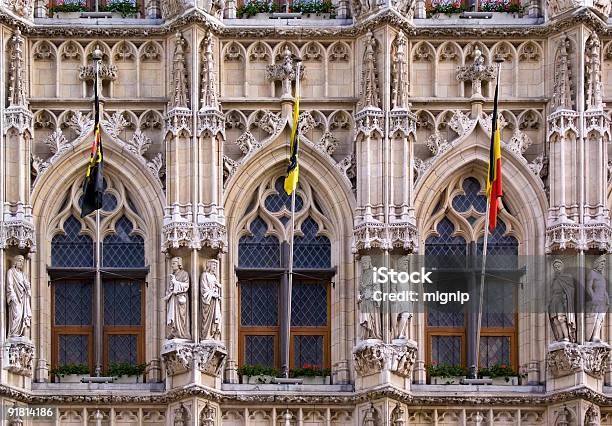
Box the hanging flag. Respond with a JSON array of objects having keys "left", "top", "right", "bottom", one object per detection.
[
  {"left": 486, "top": 72, "right": 502, "bottom": 231},
  {"left": 80, "top": 63, "right": 104, "bottom": 218},
  {"left": 284, "top": 64, "right": 301, "bottom": 195}
]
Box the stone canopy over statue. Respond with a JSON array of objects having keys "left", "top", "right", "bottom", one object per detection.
[
  {"left": 6, "top": 255, "right": 32, "bottom": 339},
  {"left": 165, "top": 256, "right": 191, "bottom": 340},
  {"left": 200, "top": 259, "right": 222, "bottom": 341},
  {"left": 548, "top": 259, "right": 576, "bottom": 343}
]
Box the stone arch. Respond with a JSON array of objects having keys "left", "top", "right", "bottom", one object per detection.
[
  {"left": 327, "top": 41, "right": 352, "bottom": 98},
  {"left": 223, "top": 131, "right": 355, "bottom": 380},
  {"left": 491, "top": 41, "right": 517, "bottom": 98},
  {"left": 436, "top": 42, "right": 462, "bottom": 97},
  {"left": 411, "top": 41, "right": 435, "bottom": 97},
  {"left": 31, "top": 132, "right": 165, "bottom": 374},
  {"left": 300, "top": 41, "right": 325, "bottom": 97},
  {"left": 221, "top": 41, "right": 246, "bottom": 98}
]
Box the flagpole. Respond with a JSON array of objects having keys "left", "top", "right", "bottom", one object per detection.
[
  {"left": 474, "top": 63, "right": 501, "bottom": 379},
  {"left": 284, "top": 62, "right": 301, "bottom": 379},
  {"left": 93, "top": 48, "right": 102, "bottom": 377}
]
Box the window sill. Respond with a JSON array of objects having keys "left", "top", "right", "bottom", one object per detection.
[
  {"left": 412, "top": 384, "right": 544, "bottom": 392},
  {"left": 32, "top": 382, "right": 165, "bottom": 392},
  {"left": 221, "top": 383, "right": 353, "bottom": 392}
]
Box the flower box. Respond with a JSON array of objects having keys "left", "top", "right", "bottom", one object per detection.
[
  {"left": 301, "top": 12, "right": 332, "bottom": 19},
  {"left": 242, "top": 374, "right": 275, "bottom": 384},
  {"left": 491, "top": 376, "right": 519, "bottom": 385},
  {"left": 56, "top": 374, "right": 87, "bottom": 383},
  {"left": 52, "top": 11, "right": 82, "bottom": 18},
  {"left": 296, "top": 375, "right": 331, "bottom": 385},
  {"left": 111, "top": 11, "right": 139, "bottom": 18},
  {"left": 113, "top": 374, "right": 144, "bottom": 384},
  {"left": 430, "top": 375, "right": 465, "bottom": 384}
]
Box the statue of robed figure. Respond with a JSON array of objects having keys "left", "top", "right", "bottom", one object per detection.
[
  {"left": 548, "top": 259, "right": 576, "bottom": 343},
  {"left": 6, "top": 255, "right": 32, "bottom": 339},
  {"left": 165, "top": 256, "right": 191, "bottom": 339},
  {"left": 200, "top": 259, "right": 222, "bottom": 341}
]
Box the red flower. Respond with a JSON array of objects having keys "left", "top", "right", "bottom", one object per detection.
[
  {"left": 431, "top": 360, "right": 438, "bottom": 366},
  {"left": 500, "top": 363, "right": 507, "bottom": 368}
]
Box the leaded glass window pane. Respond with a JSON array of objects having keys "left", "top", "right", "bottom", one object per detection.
[
  {"left": 483, "top": 280, "right": 515, "bottom": 328},
  {"left": 291, "top": 281, "right": 327, "bottom": 326},
  {"left": 293, "top": 335, "right": 324, "bottom": 368},
  {"left": 240, "top": 281, "right": 278, "bottom": 326},
  {"left": 294, "top": 218, "right": 331, "bottom": 269},
  {"left": 58, "top": 335, "right": 89, "bottom": 366},
  {"left": 477, "top": 220, "right": 519, "bottom": 270},
  {"left": 238, "top": 217, "right": 280, "bottom": 268},
  {"left": 427, "top": 303, "right": 465, "bottom": 327},
  {"left": 108, "top": 334, "right": 138, "bottom": 365},
  {"left": 104, "top": 281, "right": 142, "bottom": 326},
  {"left": 102, "top": 193, "right": 117, "bottom": 211},
  {"left": 431, "top": 335, "right": 461, "bottom": 366},
  {"left": 425, "top": 218, "right": 467, "bottom": 269},
  {"left": 54, "top": 281, "right": 92, "bottom": 326},
  {"left": 452, "top": 177, "right": 487, "bottom": 213},
  {"left": 51, "top": 216, "right": 94, "bottom": 267},
  {"left": 479, "top": 336, "right": 511, "bottom": 368},
  {"left": 264, "top": 177, "right": 304, "bottom": 213},
  {"left": 102, "top": 216, "right": 145, "bottom": 268},
  {"left": 244, "top": 335, "right": 275, "bottom": 367}
]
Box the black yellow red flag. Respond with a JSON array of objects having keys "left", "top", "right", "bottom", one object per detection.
[
  {"left": 486, "top": 71, "right": 502, "bottom": 231},
  {"left": 284, "top": 64, "right": 301, "bottom": 195},
  {"left": 80, "top": 63, "right": 104, "bottom": 218}
]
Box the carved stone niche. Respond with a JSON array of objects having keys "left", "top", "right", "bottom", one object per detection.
[
  {"left": 161, "top": 340, "right": 194, "bottom": 376},
  {"left": 547, "top": 340, "right": 611, "bottom": 390},
  {"left": 3, "top": 337, "right": 34, "bottom": 377},
  {"left": 194, "top": 340, "right": 227, "bottom": 377},
  {"left": 353, "top": 339, "right": 417, "bottom": 387}
]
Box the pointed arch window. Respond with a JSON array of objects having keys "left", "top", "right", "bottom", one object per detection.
[
  {"left": 50, "top": 178, "right": 148, "bottom": 376},
  {"left": 237, "top": 177, "right": 333, "bottom": 373},
  {"left": 424, "top": 177, "right": 519, "bottom": 374}
]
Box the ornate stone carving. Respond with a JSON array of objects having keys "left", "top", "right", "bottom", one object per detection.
[
  {"left": 197, "top": 110, "right": 225, "bottom": 138},
  {"left": 0, "top": 207, "right": 36, "bottom": 251},
  {"left": 165, "top": 257, "right": 191, "bottom": 340},
  {"left": 548, "top": 259, "right": 576, "bottom": 343},
  {"left": 545, "top": 221, "right": 581, "bottom": 252},
  {"left": 200, "top": 260, "right": 222, "bottom": 341},
  {"left": 388, "top": 223, "right": 418, "bottom": 251},
  {"left": 236, "top": 132, "right": 260, "bottom": 154},
  {"left": 389, "top": 109, "right": 417, "bottom": 139},
  {"left": 547, "top": 0, "right": 580, "bottom": 17},
  {"left": 456, "top": 48, "right": 496, "bottom": 100},
  {"left": 3, "top": 338, "right": 34, "bottom": 377},
  {"left": 79, "top": 63, "right": 118, "bottom": 84},
  {"left": 529, "top": 153, "right": 547, "bottom": 179},
  {"left": 166, "top": 108, "right": 192, "bottom": 137},
  {"left": 585, "top": 32, "right": 604, "bottom": 111},
  {"left": 126, "top": 129, "right": 152, "bottom": 156},
  {"left": 547, "top": 341, "right": 611, "bottom": 379},
  {"left": 223, "top": 155, "right": 239, "bottom": 187},
  {"left": 353, "top": 220, "right": 386, "bottom": 252},
  {"left": 265, "top": 46, "right": 303, "bottom": 99},
  {"left": 102, "top": 111, "right": 131, "bottom": 139},
  {"left": 44, "top": 130, "right": 69, "bottom": 156},
  {"left": 357, "top": 32, "right": 380, "bottom": 111},
  {"left": 358, "top": 256, "right": 382, "bottom": 340},
  {"left": 169, "top": 32, "right": 190, "bottom": 110},
  {"left": 161, "top": 0, "right": 188, "bottom": 18},
  {"left": 4, "top": 29, "right": 32, "bottom": 135},
  {"left": 392, "top": 0, "right": 414, "bottom": 17},
  {"left": 552, "top": 37, "right": 574, "bottom": 111},
  {"left": 194, "top": 341, "right": 227, "bottom": 376},
  {"left": 353, "top": 339, "right": 417, "bottom": 378},
  {"left": 7, "top": 29, "right": 27, "bottom": 108},
  {"left": 256, "top": 111, "right": 282, "bottom": 135},
  {"left": 162, "top": 220, "right": 198, "bottom": 251},
  {"left": 391, "top": 404, "right": 405, "bottom": 426},
  {"left": 208, "top": 0, "right": 225, "bottom": 19},
  {"left": 351, "top": 0, "right": 380, "bottom": 18},
  {"left": 162, "top": 341, "right": 194, "bottom": 376},
  {"left": 593, "top": 0, "right": 611, "bottom": 16},
  {"left": 585, "top": 255, "right": 608, "bottom": 343},
  {"left": 315, "top": 132, "right": 339, "bottom": 155},
  {"left": 6, "top": 255, "right": 31, "bottom": 339},
  {"left": 391, "top": 31, "right": 409, "bottom": 111},
  {"left": 67, "top": 111, "right": 95, "bottom": 136},
  {"left": 173, "top": 403, "right": 191, "bottom": 426},
  {"left": 4, "top": 0, "right": 32, "bottom": 17},
  {"left": 449, "top": 110, "right": 476, "bottom": 137},
  {"left": 585, "top": 404, "right": 600, "bottom": 426},
  {"left": 506, "top": 130, "right": 533, "bottom": 156},
  {"left": 200, "top": 32, "right": 221, "bottom": 111},
  {"left": 426, "top": 131, "right": 450, "bottom": 156}
]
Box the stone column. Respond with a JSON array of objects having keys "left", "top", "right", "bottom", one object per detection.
[
  {"left": 1, "top": 29, "right": 36, "bottom": 390},
  {"left": 351, "top": 30, "right": 418, "bottom": 392}
]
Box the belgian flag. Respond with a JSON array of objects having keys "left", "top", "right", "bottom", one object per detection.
[
  {"left": 284, "top": 63, "right": 301, "bottom": 196},
  {"left": 80, "top": 65, "right": 104, "bottom": 218},
  {"left": 486, "top": 71, "right": 502, "bottom": 231}
]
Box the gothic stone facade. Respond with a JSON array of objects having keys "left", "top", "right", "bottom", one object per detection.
[{"left": 1, "top": 0, "right": 612, "bottom": 425}]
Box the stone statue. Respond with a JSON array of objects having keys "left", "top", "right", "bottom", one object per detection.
[
  {"left": 165, "top": 256, "right": 191, "bottom": 339},
  {"left": 392, "top": 255, "right": 413, "bottom": 341},
  {"left": 586, "top": 255, "right": 608, "bottom": 343},
  {"left": 548, "top": 259, "right": 576, "bottom": 343},
  {"left": 358, "top": 256, "right": 382, "bottom": 340},
  {"left": 200, "top": 259, "right": 222, "bottom": 341},
  {"left": 6, "top": 255, "right": 32, "bottom": 339}
]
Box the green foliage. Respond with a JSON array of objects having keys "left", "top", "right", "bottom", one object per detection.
[
  {"left": 290, "top": 365, "right": 331, "bottom": 377},
  {"left": 426, "top": 363, "right": 468, "bottom": 377},
  {"left": 291, "top": 0, "right": 335, "bottom": 14},
  {"left": 106, "top": 362, "right": 147, "bottom": 377},
  {"left": 50, "top": 363, "right": 90, "bottom": 377},
  {"left": 237, "top": 364, "right": 280, "bottom": 377},
  {"left": 426, "top": 0, "right": 466, "bottom": 16},
  {"left": 100, "top": 0, "right": 140, "bottom": 16},
  {"left": 50, "top": 3, "right": 87, "bottom": 13},
  {"left": 236, "top": 0, "right": 279, "bottom": 17},
  {"left": 478, "top": 363, "right": 517, "bottom": 379}
]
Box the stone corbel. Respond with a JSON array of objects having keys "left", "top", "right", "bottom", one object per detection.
[
  {"left": 162, "top": 340, "right": 195, "bottom": 376},
  {"left": 547, "top": 341, "right": 611, "bottom": 379},
  {"left": 162, "top": 221, "right": 199, "bottom": 252},
  {"left": 3, "top": 338, "right": 34, "bottom": 377},
  {"left": 355, "top": 108, "right": 384, "bottom": 139},
  {"left": 3, "top": 106, "right": 33, "bottom": 136},
  {"left": 353, "top": 339, "right": 418, "bottom": 378},
  {"left": 194, "top": 341, "right": 227, "bottom": 376},
  {"left": 388, "top": 109, "right": 417, "bottom": 139},
  {"left": 388, "top": 222, "right": 418, "bottom": 252},
  {"left": 166, "top": 108, "right": 193, "bottom": 138},
  {"left": 197, "top": 109, "right": 225, "bottom": 138},
  {"left": 353, "top": 220, "right": 388, "bottom": 253},
  {"left": 196, "top": 222, "right": 227, "bottom": 252},
  {"left": 1, "top": 203, "right": 36, "bottom": 251}
]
